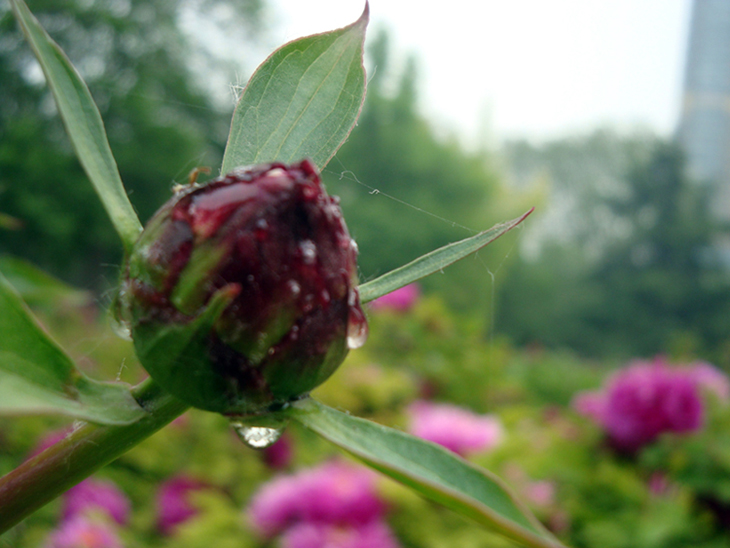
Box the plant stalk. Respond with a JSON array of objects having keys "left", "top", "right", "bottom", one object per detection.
[{"left": 0, "top": 378, "right": 189, "bottom": 533}]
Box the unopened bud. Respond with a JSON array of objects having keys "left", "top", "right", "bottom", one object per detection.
[{"left": 116, "top": 160, "right": 367, "bottom": 414}]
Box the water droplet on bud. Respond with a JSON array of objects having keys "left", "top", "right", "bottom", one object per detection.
[
  {"left": 110, "top": 291, "right": 132, "bottom": 341},
  {"left": 346, "top": 295, "right": 368, "bottom": 349},
  {"left": 299, "top": 240, "right": 317, "bottom": 264},
  {"left": 254, "top": 218, "right": 269, "bottom": 241},
  {"left": 319, "top": 289, "right": 331, "bottom": 305},
  {"left": 302, "top": 184, "right": 319, "bottom": 200},
  {"left": 287, "top": 280, "right": 301, "bottom": 296},
  {"left": 266, "top": 168, "right": 286, "bottom": 178},
  {"left": 110, "top": 314, "right": 132, "bottom": 341}
]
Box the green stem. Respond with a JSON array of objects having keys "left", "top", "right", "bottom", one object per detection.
[{"left": 0, "top": 378, "right": 189, "bottom": 533}]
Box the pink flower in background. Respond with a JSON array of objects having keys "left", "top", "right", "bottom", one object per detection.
[
  {"left": 45, "top": 515, "right": 122, "bottom": 548},
  {"left": 247, "top": 460, "right": 385, "bottom": 538},
  {"left": 572, "top": 392, "right": 605, "bottom": 423},
  {"left": 262, "top": 434, "right": 293, "bottom": 470},
  {"left": 62, "top": 479, "right": 130, "bottom": 526},
  {"left": 169, "top": 414, "right": 190, "bottom": 429},
  {"left": 525, "top": 480, "right": 555, "bottom": 507},
  {"left": 503, "top": 464, "right": 556, "bottom": 509},
  {"left": 156, "top": 476, "right": 210, "bottom": 535},
  {"left": 281, "top": 520, "right": 400, "bottom": 548},
  {"left": 28, "top": 427, "right": 72, "bottom": 459},
  {"left": 573, "top": 357, "right": 704, "bottom": 452},
  {"left": 688, "top": 361, "right": 730, "bottom": 400},
  {"left": 407, "top": 400, "right": 503, "bottom": 457},
  {"left": 648, "top": 473, "right": 671, "bottom": 497},
  {"left": 369, "top": 284, "right": 420, "bottom": 312}
]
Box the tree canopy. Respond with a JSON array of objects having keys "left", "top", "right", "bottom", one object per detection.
[{"left": 498, "top": 133, "right": 730, "bottom": 361}]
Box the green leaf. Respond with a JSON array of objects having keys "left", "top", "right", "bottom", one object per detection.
[
  {"left": 358, "top": 209, "right": 533, "bottom": 303},
  {"left": 221, "top": 4, "right": 369, "bottom": 174},
  {"left": 0, "top": 255, "right": 92, "bottom": 309},
  {"left": 10, "top": 0, "right": 142, "bottom": 251},
  {"left": 290, "top": 399, "right": 566, "bottom": 548},
  {"left": 0, "top": 271, "right": 145, "bottom": 424}
]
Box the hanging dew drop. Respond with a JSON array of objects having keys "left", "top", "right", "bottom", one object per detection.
[
  {"left": 230, "top": 416, "right": 288, "bottom": 449},
  {"left": 346, "top": 299, "right": 368, "bottom": 349},
  {"left": 347, "top": 320, "right": 368, "bottom": 349},
  {"left": 235, "top": 425, "right": 283, "bottom": 448}
]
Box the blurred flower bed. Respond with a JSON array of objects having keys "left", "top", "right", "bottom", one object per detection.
[{"left": 4, "top": 284, "right": 730, "bottom": 548}]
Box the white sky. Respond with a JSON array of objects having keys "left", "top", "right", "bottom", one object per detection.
[{"left": 267, "top": 0, "right": 692, "bottom": 146}]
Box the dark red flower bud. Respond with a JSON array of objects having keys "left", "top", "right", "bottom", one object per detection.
[{"left": 116, "top": 160, "right": 367, "bottom": 415}]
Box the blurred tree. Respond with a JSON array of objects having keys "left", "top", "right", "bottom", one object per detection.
[
  {"left": 498, "top": 134, "right": 730, "bottom": 360},
  {"left": 503, "top": 129, "right": 656, "bottom": 260},
  {"left": 588, "top": 142, "right": 730, "bottom": 357},
  {"left": 0, "top": 0, "right": 263, "bottom": 288},
  {"left": 323, "top": 29, "right": 517, "bottom": 312}
]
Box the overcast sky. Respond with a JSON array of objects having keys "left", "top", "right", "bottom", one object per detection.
[{"left": 267, "top": 0, "right": 692, "bottom": 146}]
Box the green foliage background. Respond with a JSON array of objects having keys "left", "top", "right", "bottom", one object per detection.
[
  {"left": 498, "top": 132, "right": 730, "bottom": 363},
  {"left": 0, "top": 0, "right": 262, "bottom": 287},
  {"left": 5, "top": 287, "right": 730, "bottom": 548}
]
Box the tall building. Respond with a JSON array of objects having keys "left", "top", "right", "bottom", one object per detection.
[{"left": 677, "top": 0, "right": 730, "bottom": 219}]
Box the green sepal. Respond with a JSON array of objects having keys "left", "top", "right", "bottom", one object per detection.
[
  {"left": 171, "top": 241, "right": 229, "bottom": 314},
  {"left": 132, "top": 284, "right": 239, "bottom": 412}
]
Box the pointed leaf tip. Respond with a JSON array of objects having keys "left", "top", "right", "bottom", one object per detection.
[
  {"left": 358, "top": 208, "right": 534, "bottom": 303},
  {"left": 221, "top": 3, "right": 369, "bottom": 173},
  {"left": 360, "top": 2, "right": 370, "bottom": 25}
]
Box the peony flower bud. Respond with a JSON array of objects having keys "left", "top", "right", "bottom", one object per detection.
[{"left": 116, "top": 160, "right": 367, "bottom": 415}]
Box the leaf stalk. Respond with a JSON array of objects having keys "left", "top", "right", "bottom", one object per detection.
[{"left": 0, "top": 378, "right": 188, "bottom": 533}]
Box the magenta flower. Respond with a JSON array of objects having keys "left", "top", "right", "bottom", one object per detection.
[
  {"left": 688, "top": 361, "right": 730, "bottom": 400},
  {"left": 280, "top": 520, "right": 400, "bottom": 548},
  {"left": 573, "top": 357, "right": 704, "bottom": 452},
  {"left": 247, "top": 460, "right": 385, "bottom": 538},
  {"left": 369, "top": 284, "right": 420, "bottom": 312},
  {"left": 45, "top": 515, "right": 122, "bottom": 548},
  {"left": 262, "top": 434, "right": 294, "bottom": 470},
  {"left": 524, "top": 480, "right": 555, "bottom": 507},
  {"left": 407, "top": 400, "right": 503, "bottom": 457},
  {"left": 62, "top": 479, "right": 130, "bottom": 526},
  {"left": 572, "top": 392, "right": 605, "bottom": 423},
  {"left": 156, "top": 476, "right": 210, "bottom": 535},
  {"left": 648, "top": 473, "right": 670, "bottom": 496}
]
